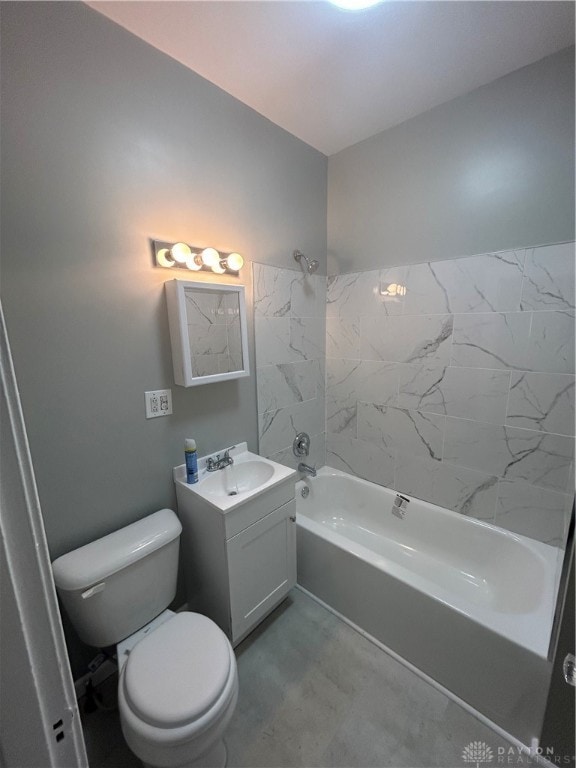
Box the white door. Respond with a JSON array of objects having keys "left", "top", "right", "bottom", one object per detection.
[{"left": 227, "top": 499, "right": 296, "bottom": 643}]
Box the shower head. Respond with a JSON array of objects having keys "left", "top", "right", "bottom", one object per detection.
[{"left": 293, "top": 250, "right": 319, "bottom": 275}]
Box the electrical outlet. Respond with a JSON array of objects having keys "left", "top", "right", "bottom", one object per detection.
[{"left": 145, "top": 389, "right": 173, "bottom": 419}]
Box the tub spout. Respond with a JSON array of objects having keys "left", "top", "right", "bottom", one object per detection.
[{"left": 298, "top": 462, "right": 317, "bottom": 477}]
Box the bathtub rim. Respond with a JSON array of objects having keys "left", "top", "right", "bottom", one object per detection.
[{"left": 298, "top": 465, "right": 562, "bottom": 549}]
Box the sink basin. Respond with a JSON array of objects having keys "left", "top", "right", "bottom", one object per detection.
[
  {"left": 173, "top": 442, "right": 297, "bottom": 512},
  {"left": 201, "top": 461, "right": 275, "bottom": 497}
]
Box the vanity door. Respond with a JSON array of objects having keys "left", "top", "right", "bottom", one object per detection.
[{"left": 227, "top": 499, "right": 296, "bottom": 644}]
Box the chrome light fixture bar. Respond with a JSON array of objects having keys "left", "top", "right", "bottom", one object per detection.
[{"left": 153, "top": 240, "right": 244, "bottom": 275}]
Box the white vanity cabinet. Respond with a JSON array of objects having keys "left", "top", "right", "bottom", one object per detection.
[{"left": 174, "top": 458, "right": 297, "bottom": 647}]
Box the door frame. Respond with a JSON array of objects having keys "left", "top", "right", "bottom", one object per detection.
[{"left": 0, "top": 303, "right": 87, "bottom": 767}]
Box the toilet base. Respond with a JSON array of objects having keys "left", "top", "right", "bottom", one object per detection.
[{"left": 142, "top": 739, "right": 227, "bottom": 768}]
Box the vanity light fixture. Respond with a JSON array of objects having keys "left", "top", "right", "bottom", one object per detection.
[{"left": 153, "top": 240, "right": 244, "bottom": 275}]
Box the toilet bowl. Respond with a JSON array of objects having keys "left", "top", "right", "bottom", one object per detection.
[
  {"left": 118, "top": 612, "right": 238, "bottom": 768},
  {"left": 51, "top": 509, "right": 238, "bottom": 768}
]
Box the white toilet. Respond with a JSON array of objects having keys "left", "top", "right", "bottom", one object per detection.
[{"left": 51, "top": 508, "right": 238, "bottom": 768}]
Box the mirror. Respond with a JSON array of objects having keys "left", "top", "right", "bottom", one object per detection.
[{"left": 165, "top": 279, "right": 250, "bottom": 386}]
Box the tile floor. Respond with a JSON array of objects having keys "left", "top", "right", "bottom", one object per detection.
[{"left": 83, "top": 588, "right": 514, "bottom": 767}]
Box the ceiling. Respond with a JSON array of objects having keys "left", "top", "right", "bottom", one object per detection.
[{"left": 88, "top": 1, "right": 575, "bottom": 156}]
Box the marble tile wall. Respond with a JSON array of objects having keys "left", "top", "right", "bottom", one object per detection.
[
  {"left": 326, "top": 242, "right": 575, "bottom": 547},
  {"left": 254, "top": 264, "right": 326, "bottom": 470}
]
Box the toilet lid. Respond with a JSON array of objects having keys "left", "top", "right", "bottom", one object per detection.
[{"left": 122, "top": 612, "right": 232, "bottom": 728}]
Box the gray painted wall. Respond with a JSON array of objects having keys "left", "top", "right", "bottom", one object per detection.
[
  {"left": 0, "top": 2, "right": 327, "bottom": 672},
  {"left": 328, "top": 47, "right": 575, "bottom": 274}
]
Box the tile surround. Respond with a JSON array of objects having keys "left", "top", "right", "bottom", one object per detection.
[
  {"left": 254, "top": 242, "right": 575, "bottom": 547},
  {"left": 394, "top": 454, "right": 499, "bottom": 522},
  {"left": 397, "top": 364, "right": 511, "bottom": 424},
  {"left": 506, "top": 371, "right": 575, "bottom": 436},
  {"left": 327, "top": 269, "right": 389, "bottom": 317},
  {"left": 256, "top": 360, "right": 319, "bottom": 414},
  {"left": 326, "top": 434, "right": 396, "bottom": 487},
  {"left": 495, "top": 479, "right": 572, "bottom": 546},
  {"left": 520, "top": 242, "right": 575, "bottom": 312},
  {"left": 254, "top": 263, "right": 326, "bottom": 472},
  {"left": 258, "top": 398, "right": 325, "bottom": 458},
  {"left": 452, "top": 310, "right": 575, "bottom": 374},
  {"left": 442, "top": 420, "right": 574, "bottom": 491},
  {"left": 357, "top": 404, "right": 445, "bottom": 462},
  {"left": 360, "top": 314, "right": 454, "bottom": 365},
  {"left": 525, "top": 310, "right": 575, "bottom": 374},
  {"left": 326, "top": 316, "right": 360, "bottom": 358},
  {"left": 402, "top": 250, "right": 526, "bottom": 315}
]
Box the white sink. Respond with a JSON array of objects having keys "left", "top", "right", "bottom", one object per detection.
[
  {"left": 201, "top": 461, "right": 275, "bottom": 497},
  {"left": 173, "top": 443, "right": 296, "bottom": 511}
]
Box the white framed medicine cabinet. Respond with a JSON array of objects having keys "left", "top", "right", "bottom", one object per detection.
[{"left": 165, "top": 279, "right": 250, "bottom": 387}]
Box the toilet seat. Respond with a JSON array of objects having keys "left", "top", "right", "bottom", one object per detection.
[
  {"left": 118, "top": 611, "right": 238, "bottom": 768},
  {"left": 118, "top": 612, "right": 238, "bottom": 768},
  {"left": 122, "top": 612, "right": 233, "bottom": 730}
]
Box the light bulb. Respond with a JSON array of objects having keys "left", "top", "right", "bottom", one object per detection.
[
  {"left": 200, "top": 247, "right": 220, "bottom": 267},
  {"left": 170, "top": 242, "right": 192, "bottom": 264},
  {"left": 211, "top": 262, "right": 226, "bottom": 274},
  {"left": 157, "top": 248, "right": 175, "bottom": 268},
  {"left": 185, "top": 253, "right": 202, "bottom": 271},
  {"left": 225, "top": 252, "right": 244, "bottom": 271}
]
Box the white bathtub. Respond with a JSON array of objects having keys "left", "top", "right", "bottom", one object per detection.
[{"left": 296, "top": 466, "right": 558, "bottom": 744}]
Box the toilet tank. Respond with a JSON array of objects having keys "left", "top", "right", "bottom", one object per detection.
[{"left": 52, "top": 509, "right": 182, "bottom": 648}]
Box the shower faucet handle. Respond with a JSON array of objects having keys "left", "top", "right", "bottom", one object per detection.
[{"left": 293, "top": 432, "right": 311, "bottom": 457}]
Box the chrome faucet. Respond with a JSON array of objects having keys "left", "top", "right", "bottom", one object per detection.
[
  {"left": 206, "top": 448, "right": 235, "bottom": 472},
  {"left": 298, "top": 462, "right": 317, "bottom": 477}
]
